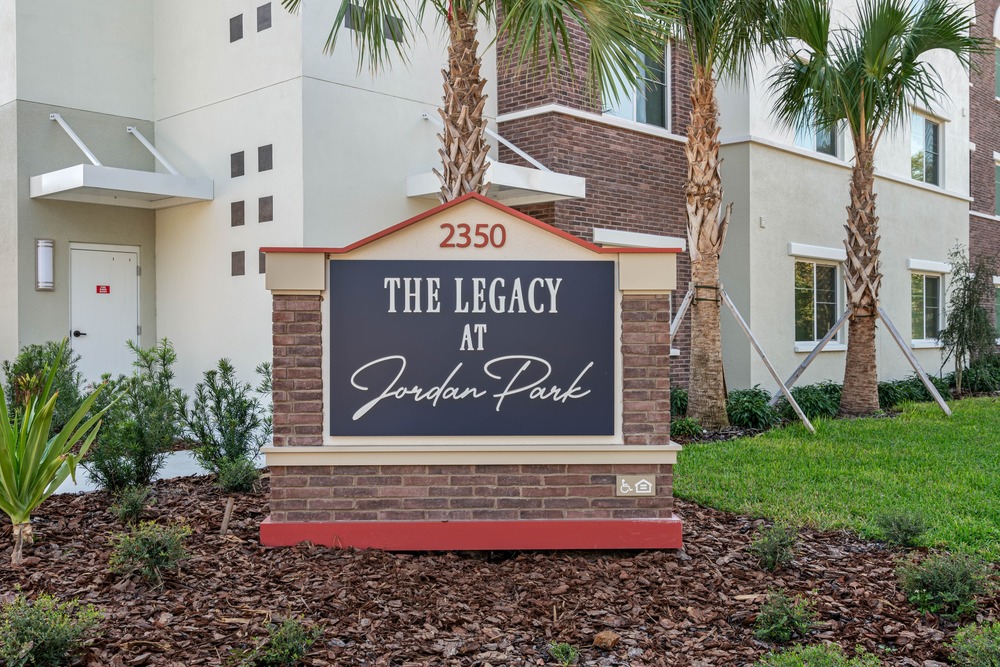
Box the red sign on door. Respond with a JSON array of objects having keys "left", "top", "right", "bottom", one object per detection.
[{"left": 96, "top": 285, "right": 111, "bottom": 294}]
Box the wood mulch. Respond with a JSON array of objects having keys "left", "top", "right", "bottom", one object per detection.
[{"left": 1, "top": 475, "right": 997, "bottom": 666}]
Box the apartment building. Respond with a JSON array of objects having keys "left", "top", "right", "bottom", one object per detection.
[{"left": 0, "top": 0, "right": 976, "bottom": 396}]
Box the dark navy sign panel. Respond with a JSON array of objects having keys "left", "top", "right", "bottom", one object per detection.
[{"left": 329, "top": 260, "right": 615, "bottom": 436}]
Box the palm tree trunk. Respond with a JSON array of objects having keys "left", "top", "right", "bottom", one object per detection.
[
  {"left": 11, "top": 522, "right": 31, "bottom": 566},
  {"left": 434, "top": 8, "right": 490, "bottom": 202},
  {"left": 840, "top": 144, "right": 882, "bottom": 415},
  {"left": 685, "top": 66, "right": 730, "bottom": 429}
]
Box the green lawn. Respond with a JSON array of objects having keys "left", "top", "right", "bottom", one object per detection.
[{"left": 673, "top": 396, "right": 1000, "bottom": 560}]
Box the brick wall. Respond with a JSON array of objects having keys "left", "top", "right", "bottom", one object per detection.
[
  {"left": 269, "top": 464, "right": 673, "bottom": 523},
  {"left": 272, "top": 294, "right": 324, "bottom": 447},
  {"left": 622, "top": 295, "right": 672, "bottom": 445}
]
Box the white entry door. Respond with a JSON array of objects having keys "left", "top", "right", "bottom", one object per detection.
[{"left": 70, "top": 245, "right": 140, "bottom": 383}]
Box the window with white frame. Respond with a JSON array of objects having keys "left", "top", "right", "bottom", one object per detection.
[
  {"left": 794, "top": 107, "right": 839, "bottom": 157},
  {"left": 794, "top": 260, "right": 840, "bottom": 343},
  {"left": 911, "top": 273, "right": 943, "bottom": 341},
  {"left": 604, "top": 45, "right": 670, "bottom": 129},
  {"left": 910, "top": 112, "right": 940, "bottom": 186}
]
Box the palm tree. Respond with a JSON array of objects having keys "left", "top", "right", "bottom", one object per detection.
[
  {"left": 769, "top": 0, "right": 979, "bottom": 415},
  {"left": 283, "top": 0, "right": 665, "bottom": 202},
  {"left": 673, "top": 0, "right": 779, "bottom": 429}
]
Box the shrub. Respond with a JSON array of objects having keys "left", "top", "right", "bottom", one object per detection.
[
  {"left": 939, "top": 246, "right": 999, "bottom": 395},
  {"left": 778, "top": 382, "right": 841, "bottom": 421},
  {"left": 873, "top": 510, "right": 928, "bottom": 547},
  {"left": 84, "top": 339, "right": 186, "bottom": 493},
  {"left": 671, "top": 416, "right": 702, "bottom": 439},
  {"left": 949, "top": 621, "right": 1000, "bottom": 667},
  {"left": 727, "top": 386, "right": 780, "bottom": 430},
  {"left": 0, "top": 592, "right": 102, "bottom": 667},
  {"left": 109, "top": 521, "right": 191, "bottom": 584},
  {"left": 755, "top": 644, "right": 882, "bottom": 667},
  {"left": 750, "top": 525, "right": 797, "bottom": 572},
  {"left": 878, "top": 374, "right": 950, "bottom": 410},
  {"left": 548, "top": 642, "right": 579, "bottom": 666},
  {"left": 754, "top": 591, "right": 817, "bottom": 644},
  {"left": 896, "top": 553, "right": 993, "bottom": 619},
  {"left": 232, "top": 618, "right": 323, "bottom": 666},
  {"left": 961, "top": 361, "right": 1000, "bottom": 394},
  {"left": 1, "top": 340, "right": 84, "bottom": 434},
  {"left": 111, "top": 486, "right": 152, "bottom": 524},
  {"left": 671, "top": 387, "right": 688, "bottom": 417},
  {"left": 184, "top": 359, "right": 270, "bottom": 475},
  {"left": 217, "top": 456, "right": 260, "bottom": 493}
]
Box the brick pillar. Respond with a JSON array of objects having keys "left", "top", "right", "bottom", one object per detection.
[
  {"left": 621, "top": 294, "right": 671, "bottom": 445},
  {"left": 272, "top": 294, "right": 324, "bottom": 446}
]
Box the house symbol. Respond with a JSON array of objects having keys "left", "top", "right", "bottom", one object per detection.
[{"left": 634, "top": 479, "right": 654, "bottom": 494}]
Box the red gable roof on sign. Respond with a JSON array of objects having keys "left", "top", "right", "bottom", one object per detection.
[{"left": 261, "top": 193, "right": 682, "bottom": 256}]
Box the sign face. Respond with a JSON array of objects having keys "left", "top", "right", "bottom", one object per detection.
[
  {"left": 329, "top": 260, "right": 615, "bottom": 436},
  {"left": 616, "top": 475, "right": 656, "bottom": 496},
  {"left": 95, "top": 285, "right": 111, "bottom": 294}
]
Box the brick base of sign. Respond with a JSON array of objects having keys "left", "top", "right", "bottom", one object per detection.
[{"left": 260, "top": 517, "right": 683, "bottom": 550}]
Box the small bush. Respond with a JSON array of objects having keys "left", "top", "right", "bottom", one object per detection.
[
  {"left": 109, "top": 521, "right": 191, "bottom": 584},
  {"left": 754, "top": 591, "right": 817, "bottom": 644},
  {"left": 750, "top": 525, "right": 797, "bottom": 572},
  {"left": 873, "top": 510, "right": 928, "bottom": 547},
  {"left": 0, "top": 592, "right": 101, "bottom": 667},
  {"left": 84, "top": 339, "right": 186, "bottom": 493},
  {"left": 878, "top": 374, "right": 950, "bottom": 410},
  {"left": 671, "top": 416, "right": 702, "bottom": 439},
  {"left": 111, "top": 486, "right": 152, "bottom": 524},
  {"left": 548, "top": 642, "right": 579, "bottom": 666},
  {"left": 671, "top": 387, "right": 688, "bottom": 417},
  {"left": 949, "top": 621, "right": 1000, "bottom": 666},
  {"left": 184, "top": 359, "right": 270, "bottom": 475},
  {"left": 961, "top": 361, "right": 1000, "bottom": 394},
  {"left": 1, "top": 340, "right": 84, "bottom": 434},
  {"left": 232, "top": 618, "right": 323, "bottom": 666},
  {"left": 217, "top": 456, "right": 260, "bottom": 493},
  {"left": 755, "top": 644, "right": 882, "bottom": 667},
  {"left": 727, "top": 386, "right": 780, "bottom": 430},
  {"left": 896, "top": 553, "right": 993, "bottom": 619},
  {"left": 778, "top": 381, "right": 841, "bottom": 421}
]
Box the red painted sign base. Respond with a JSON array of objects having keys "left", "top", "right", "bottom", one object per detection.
[{"left": 260, "top": 517, "right": 683, "bottom": 551}]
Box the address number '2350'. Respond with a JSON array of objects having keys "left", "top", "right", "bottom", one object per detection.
[{"left": 440, "top": 223, "right": 507, "bottom": 249}]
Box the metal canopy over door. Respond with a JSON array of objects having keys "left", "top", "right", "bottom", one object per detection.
[{"left": 70, "top": 245, "right": 140, "bottom": 382}]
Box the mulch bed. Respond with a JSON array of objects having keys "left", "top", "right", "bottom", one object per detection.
[{"left": 1, "top": 475, "right": 997, "bottom": 666}]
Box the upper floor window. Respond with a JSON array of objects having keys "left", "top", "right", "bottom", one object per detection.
[
  {"left": 604, "top": 46, "right": 670, "bottom": 130},
  {"left": 795, "top": 120, "right": 838, "bottom": 157},
  {"left": 910, "top": 112, "right": 940, "bottom": 186},
  {"left": 911, "top": 272, "right": 943, "bottom": 342}
]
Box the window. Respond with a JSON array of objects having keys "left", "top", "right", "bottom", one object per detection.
[
  {"left": 794, "top": 261, "right": 840, "bottom": 343},
  {"left": 344, "top": 3, "right": 404, "bottom": 42},
  {"left": 794, "top": 106, "right": 838, "bottom": 157},
  {"left": 604, "top": 46, "right": 670, "bottom": 129},
  {"left": 911, "top": 273, "right": 942, "bottom": 341},
  {"left": 910, "top": 113, "right": 940, "bottom": 185},
  {"left": 229, "top": 14, "right": 243, "bottom": 42},
  {"left": 257, "top": 3, "right": 271, "bottom": 31}
]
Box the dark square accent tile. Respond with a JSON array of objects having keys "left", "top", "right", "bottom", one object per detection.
[
  {"left": 232, "top": 251, "right": 245, "bottom": 277},
  {"left": 231, "top": 201, "right": 245, "bottom": 227},
  {"left": 257, "top": 3, "right": 272, "bottom": 31},
  {"left": 258, "top": 144, "right": 273, "bottom": 172},
  {"left": 230, "top": 14, "right": 243, "bottom": 42},
  {"left": 259, "top": 195, "right": 274, "bottom": 223},
  {"left": 259, "top": 251, "right": 267, "bottom": 274},
  {"left": 231, "top": 151, "right": 245, "bottom": 178}
]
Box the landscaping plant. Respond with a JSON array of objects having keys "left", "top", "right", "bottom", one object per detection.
[
  {"left": 755, "top": 644, "right": 882, "bottom": 667},
  {"left": 232, "top": 618, "right": 323, "bottom": 666},
  {"left": 0, "top": 340, "right": 108, "bottom": 565},
  {"left": 110, "top": 485, "right": 152, "bottom": 524},
  {"left": 184, "top": 359, "right": 270, "bottom": 477},
  {"left": 939, "top": 246, "right": 998, "bottom": 394},
  {"left": 948, "top": 621, "right": 1000, "bottom": 667},
  {"left": 671, "top": 416, "right": 703, "bottom": 439},
  {"left": 548, "top": 642, "right": 579, "bottom": 666},
  {"left": 0, "top": 591, "right": 102, "bottom": 667},
  {"left": 671, "top": 387, "right": 688, "bottom": 417},
  {"left": 754, "top": 591, "right": 817, "bottom": 644},
  {"left": 727, "top": 386, "right": 780, "bottom": 430},
  {"left": 896, "top": 552, "right": 993, "bottom": 619},
  {"left": 109, "top": 521, "right": 192, "bottom": 585},
  {"left": 779, "top": 381, "right": 841, "bottom": 421},
  {"left": 217, "top": 455, "right": 260, "bottom": 493},
  {"left": 1, "top": 340, "right": 85, "bottom": 434},
  {"left": 84, "top": 339, "right": 186, "bottom": 493},
  {"left": 750, "top": 524, "right": 797, "bottom": 571},
  {"left": 872, "top": 510, "right": 928, "bottom": 548}
]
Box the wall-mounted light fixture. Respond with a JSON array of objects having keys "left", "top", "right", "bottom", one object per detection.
[{"left": 36, "top": 239, "right": 54, "bottom": 291}]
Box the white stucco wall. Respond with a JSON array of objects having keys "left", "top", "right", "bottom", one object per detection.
[
  {"left": 0, "top": 2, "right": 15, "bottom": 107},
  {"left": 14, "top": 0, "right": 152, "bottom": 120}
]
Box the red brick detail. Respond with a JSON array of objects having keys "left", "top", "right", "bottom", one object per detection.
[
  {"left": 260, "top": 516, "right": 682, "bottom": 550},
  {"left": 272, "top": 294, "right": 324, "bottom": 446},
  {"left": 621, "top": 295, "right": 672, "bottom": 444},
  {"left": 267, "top": 463, "right": 674, "bottom": 523}
]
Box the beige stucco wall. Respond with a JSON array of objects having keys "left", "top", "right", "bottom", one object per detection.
[
  {"left": 0, "top": 2, "right": 15, "bottom": 107},
  {"left": 14, "top": 101, "right": 157, "bottom": 359},
  {"left": 0, "top": 102, "right": 18, "bottom": 364},
  {"left": 720, "top": 141, "right": 966, "bottom": 390}
]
